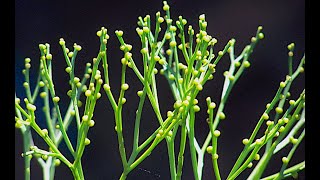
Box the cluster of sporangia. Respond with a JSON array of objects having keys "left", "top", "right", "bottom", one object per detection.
[{"left": 16, "top": 1, "right": 304, "bottom": 180}]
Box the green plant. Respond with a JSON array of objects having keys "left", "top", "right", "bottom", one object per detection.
[{"left": 15, "top": 1, "right": 305, "bottom": 180}]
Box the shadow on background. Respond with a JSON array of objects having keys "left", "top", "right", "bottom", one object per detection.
[{"left": 15, "top": 0, "right": 305, "bottom": 179}]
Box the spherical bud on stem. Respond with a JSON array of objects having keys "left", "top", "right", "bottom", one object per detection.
[
  {"left": 251, "top": 37, "right": 257, "bottom": 43},
  {"left": 168, "top": 130, "right": 173, "bottom": 137},
  {"left": 299, "top": 67, "right": 304, "bottom": 73},
  {"left": 85, "top": 138, "right": 91, "bottom": 145},
  {"left": 143, "top": 27, "right": 150, "bottom": 33},
  {"left": 68, "top": 52, "right": 74, "bottom": 58},
  {"left": 275, "top": 107, "right": 283, "bottom": 114},
  {"left": 280, "top": 81, "right": 286, "bottom": 88},
  {"left": 115, "top": 30, "right": 123, "bottom": 37},
  {"left": 182, "top": 99, "right": 189, "bottom": 107},
  {"left": 258, "top": 32, "right": 264, "bottom": 39},
  {"left": 140, "top": 48, "right": 148, "bottom": 54},
  {"left": 103, "top": 84, "right": 111, "bottom": 91},
  {"left": 24, "top": 98, "right": 29, "bottom": 104},
  {"left": 125, "top": 44, "right": 132, "bottom": 51},
  {"left": 96, "top": 92, "right": 102, "bottom": 99},
  {"left": 41, "top": 154, "right": 48, "bottom": 161},
  {"left": 193, "top": 105, "right": 200, "bottom": 112},
  {"left": 167, "top": 74, "right": 174, "bottom": 80},
  {"left": 243, "top": 61, "right": 251, "bottom": 68},
  {"left": 85, "top": 90, "right": 92, "bottom": 97},
  {"left": 254, "top": 154, "right": 260, "bottom": 161},
  {"left": 67, "top": 90, "right": 72, "bottom": 97},
  {"left": 213, "top": 130, "right": 221, "bottom": 137},
  {"left": 23, "top": 82, "right": 29, "bottom": 88},
  {"left": 201, "top": 21, "right": 208, "bottom": 28},
  {"left": 265, "top": 103, "right": 271, "bottom": 109},
  {"left": 121, "top": 83, "right": 129, "bottom": 91},
  {"left": 15, "top": 98, "right": 21, "bottom": 104},
  {"left": 25, "top": 63, "right": 31, "bottom": 69},
  {"left": 234, "top": 61, "right": 241, "bottom": 68},
  {"left": 262, "top": 113, "right": 269, "bottom": 120},
  {"left": 278, "top": 118, "right": 285, "bottom": 125},
  {"left": 55, "top": 124, "right": 60, "bottom": 129},
  {"left": 213, "top": 153, "right": 219, "bottom": 160},
  {"left": 192, "top": 70, "right": 199, "bottom": 76},
  {"left": 285, "top": 92, "right": 291, "bottom": 98},
  {"left": 76, "top": 82, "right": 82, "bottom": 88},
  {"left": 159, "top": 59, "right": 167, "bottom": 66},
  {"left": 165, "top": 33, "right": 171, "bottom": 40},
  {"left": 38, "top": 81, "right": 45, "bottom": 87},
  {"left": 218, "top": 112, "right": 226, "bottom": 120},
  {"left": 15, "top": 121, "right": 23, "bottom": 128},
  {"left": 287, "top": 43, "right": 295, "bottom": 51},
  {"left": 137, "top": 90, "right": 143, "bottom": 97},
  {"left": 174, "top": 100, "right": 182, "bottom": 109},
  {"left": 54, "top": 159, "right": 61, "bottom": 166},
  {"left": 169, "top": 41, "right": 177, "bottom": 47},
  {"left": 208, "top": 102, "right": 216, "bottom": 109},
  {"left": 125, "top": 52, "right": 132, "bottom": 60},
  {"left": 282, "top": 157, "right": 289, "bottom": 164},
  {"left": 283, "top": 117, "right": 289, "bottom": 123},
  {"left": 41, "top": 129, "right": 49, "bottom": 136},
  {"left": 96, "top": 30, "right": 102, "bottom": 37},
  {"left": 289, "top": 136, "right": 298, "bottom": 144},
  {"left": 153, "top": 68, "right": 158, "bottom": 74},
  {"left": 255, "top": 138, "right": 263, "bottom": 145},
  {"left": 82, "top": 115, "right": 89, "bottom": 122},
  {"left": 25, "top": 57, "right": 31, "bottom": 63},
  {"left": 88, "top": 120, "right": 95, "bottom": 127},
  {"left": 163, "top": 3, "right": 170, "bottom": 11},
  {"left": 72, "top": 77, "right": 80, "bottom": 84},
  {"left": 27, "top": 104, "right": 36, "bottom": 111},
  {"left": 266, "top": 120, "right": 274, "bottom": 126},
  {"left": 228, "top": 75, "right": 235, "bottom": 81},
  {"left": 217, "top": 51, "right": 223, "bottom": 57},
  {"left": 127, "top": 62, "right": 133, "bottom": 68},
  {"left": 136, "top": 28, "right": 143, "bottom": 36},
  {"left": 65, "top": 67, "right": 71, "bottom": 74},
  {"left": 178, "top": 78, "right": 183, "bottom": 84},
  {"left": 156, "top": 133, "right": 161, "bottom": 139},
  {"left": 288, "top": 51, "right": 293, "bottom": 57},
  {"left": 196, "top": 84, "right": 203, "bottom": 91},
  {"left": 247, "top": 162, "right": 253, "bottom": 168},
  {"left": 154, "top": 55, "right": 160, "bottom": 62},
  {"left": 40, "top": 92, "right": 47, "bottom": 98},
  {"left": 158, "top": 129, "right": 164, "bottom": 135},
  {"left": 278, "top": 126, "right": 285, "bottom": 133},
  {"left": 206, "top": 146, "right": 213, "bottom": 154},
  {"left": 121, "top": 98, "right": 127, "bottom": 104},
  {"left": 199, "top": 14, "right": 206, "bottom": 21},
  {"left": 167, "top": 111, "right": 174, "bottom": 118},
  {"left": 70, "top": 110, "right": 76, "bottom": 116},
  {"left": 78, "top": 100, "right": 83, "bottom": 107},
  {"left": 166, "top": 49, "right": 172, "bottom": 56},
  {"left": 158, "top": 17, "right": 164, "bottom": 23}
]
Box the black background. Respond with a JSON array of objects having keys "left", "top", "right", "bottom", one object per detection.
[{"left": 15, "top": 0, "right": 305, "bottom": 179}]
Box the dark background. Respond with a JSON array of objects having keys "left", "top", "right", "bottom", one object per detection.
[{"left": 15, "top": 0, "right": 305, "bottom": 179}]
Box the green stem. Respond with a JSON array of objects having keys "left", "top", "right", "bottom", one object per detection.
[
  {"left": 167, "top": 138, "right": 177, "bottom": 180},
  {"left": 188, "top": 110, "right": 199, "bottom": 180},
  {"left": 261, "top": 161, "right": 305, "bottom": 180},
  {"left": 176, "top": 123, "right": 187, "bottom": 180}
]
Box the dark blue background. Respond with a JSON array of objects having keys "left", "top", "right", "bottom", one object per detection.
[{"left": 15, "top": 0, "right": 305, "bottom": 179}]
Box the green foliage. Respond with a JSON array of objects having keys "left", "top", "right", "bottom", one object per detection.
[{"left": 15, "top": 1, "right": 305, "bottom": 180}]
